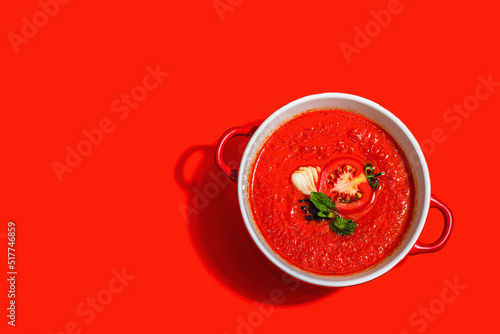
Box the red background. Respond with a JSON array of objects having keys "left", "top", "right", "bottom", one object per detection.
[{"left": 1, "top": 0, "right": 499, "bottom": 333}]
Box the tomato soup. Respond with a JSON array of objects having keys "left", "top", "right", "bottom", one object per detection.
[{"left": 248, "top": 109, "right": 415, "bottom": 275}]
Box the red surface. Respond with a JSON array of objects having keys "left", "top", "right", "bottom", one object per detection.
[{"left": 1, "top": 0, "right": 498, "bottom": 333}]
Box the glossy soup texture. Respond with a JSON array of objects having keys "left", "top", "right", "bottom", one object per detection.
[{"left": 248, "top": 109, "right": 415, "bottom": 275}]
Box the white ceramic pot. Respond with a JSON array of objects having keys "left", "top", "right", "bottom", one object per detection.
[{"left": 215, "top": 93, "right": 453, "bottom": 287}]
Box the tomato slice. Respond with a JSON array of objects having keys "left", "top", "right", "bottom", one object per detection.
[{"left": 318, "top": 157, "right": 372, "bottom": 214}]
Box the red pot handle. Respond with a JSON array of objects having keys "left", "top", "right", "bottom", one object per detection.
[
  {"left": 215, "top": 126, "right": 258, "bottom": 182},
  {"left": 409, "top": 194, "right": 453, "bottom": 255}
]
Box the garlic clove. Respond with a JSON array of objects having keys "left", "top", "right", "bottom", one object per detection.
[
  {"left": 292, "top": 166, "right": 321, "bottom": 195},
  {"left": 291, "top": 173, "right": 311, "bottom": 195}
]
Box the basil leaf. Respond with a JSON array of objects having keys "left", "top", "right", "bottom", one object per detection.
[
  {"left": 317, "top": 211, "right": 334, "bottom": 218},
  {"left": 330, "top": 217, "right": 357, "bottom": 236},
  {"left": 310, "top": 192, "right": 337, "bottom": 212},
  {"left": 305, "top": 192, "right": 355, "bottom": 236}
]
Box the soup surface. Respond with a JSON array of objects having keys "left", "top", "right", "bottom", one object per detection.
[{"left": 248, "top": 109, "right": 415, "bottom": 275}]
